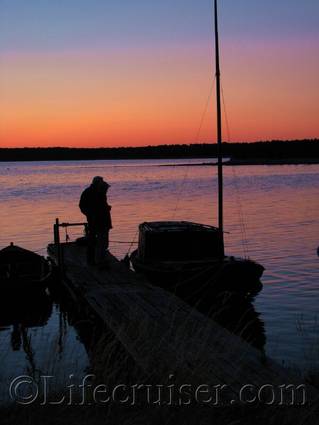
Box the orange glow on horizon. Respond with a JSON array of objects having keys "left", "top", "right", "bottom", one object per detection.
[{"left": 1, "top": 39, "right": 318, "bottom": 148}]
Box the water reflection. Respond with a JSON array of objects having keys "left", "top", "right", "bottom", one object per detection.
[
  {"left": 0, "top": 290, "right": 52, "bottom": 335},
  {"left": 177, "top": 278, "right": 266, "bottom": 352},
  {"left": 0, "top": 160, "right": 318, "bottom": 368},
  {"left": 198, "top": 292, "right": 265, "bottom": 351},
  {"left": 50, "top": 283, "right": 105, "bottom": 361},
  {"left": 0, "top": 291, "right": 52, "bottom": 378},
  {"left": 0, "top": 285, "right": 90, "bottom": 405}
]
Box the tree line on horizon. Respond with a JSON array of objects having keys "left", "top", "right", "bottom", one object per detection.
[{"left": 0, "top": 139, "right": 318, "bottom": 161}]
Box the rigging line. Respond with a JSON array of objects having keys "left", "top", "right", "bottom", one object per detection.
[
  {"left": 195, "top": 80, "right": 215, "bottom": 143},
  {"left": 171, "top": 80, "right": 215, "bottom": 220},
  {"left": 57, "top": 240, "right": 138, "bottom": 245},
  {"left": 221, "top": 82, "right": 248, "bottom": 257},
  {"left": 126, "top": 228, "right": 139, "bottom": 256},
  {"left": 170, "top": 0, "right": 217, "bottom": 221},
  {"left": 231, "top": 167, "right": 249, "bottom": 258},
  {"left": 220, "top": 83, "right": 249, "bottom": 258},
  {"left": 110, "top": 240, "right": 138, "bottom": 244}
]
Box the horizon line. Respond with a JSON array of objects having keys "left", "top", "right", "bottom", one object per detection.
[{"left": 1, "top": 138, "right": 318, "bottom": 150}]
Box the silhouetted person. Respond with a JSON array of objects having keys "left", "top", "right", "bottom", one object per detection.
[{"left": 79, "top": 176, "right": 112, "bottom": 265}]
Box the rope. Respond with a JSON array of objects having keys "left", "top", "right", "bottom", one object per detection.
[
  {"left": 171, "top": 80, "right": 215, "bottom": 220},
  {"left": 126, "top": 228, "right": 139, "bottom": 256},
  {"left": 32, "top": 247, "right": 47, "bottom": 253},
  {"left": 230, "top": 166, "right": 249, "bottom": 259}
]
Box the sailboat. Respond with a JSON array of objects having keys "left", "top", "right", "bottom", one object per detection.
[{"left": 130, "top": 0, "right": 264, "bottom": 299}]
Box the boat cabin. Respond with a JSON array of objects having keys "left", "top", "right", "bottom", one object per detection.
[{"left": 137, "top": 221, "right": 221, "bottom": 262}]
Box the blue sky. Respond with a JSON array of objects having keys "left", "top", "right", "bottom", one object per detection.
[{"left": 1, "top": 0, "right": 318, "bottom": 52}]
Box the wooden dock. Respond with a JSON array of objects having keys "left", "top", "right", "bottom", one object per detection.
[{"left": 47, "top": 238, "right": 319, "bottom": 411}]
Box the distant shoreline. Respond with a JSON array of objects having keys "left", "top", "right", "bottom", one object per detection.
[
  {"left": 0, "top": 139, "right": 318, "bottom": 163},
  {"left": 160, "top": 158, "right": 319, "bottom": 167},
  {"left": 225, "top": 158, "right": 319, "bottom": 166}
]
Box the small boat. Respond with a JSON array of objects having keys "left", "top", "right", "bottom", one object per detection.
[
  {"left": 0, "top": 243, "right": 52, "bottom": 291},
  {"left": 130, "top": 1, "right": 264, "bottom": 299},
  {"left": 130, "top": 221, "right": 263, "bottom": 299}
]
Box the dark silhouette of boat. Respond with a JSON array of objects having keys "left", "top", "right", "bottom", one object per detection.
[
  {"left": 0, "top": 243, "right": 52, "bottom": 291},
  {"left": 130, "top": 1, "right": 264, "bottom": 299},
  {"left": 130, "top": 221, "right": 263, "bottom": 298}
]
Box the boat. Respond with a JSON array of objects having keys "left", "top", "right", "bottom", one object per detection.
[
  {"left": 130, "top": 0, "right": 264, "bottom": 299},
  {"left": 130, "top": 221, "right": 263, "bottom": 299},
  {"left": 0, "top": 243, "right": 52, "bottom": 291}
]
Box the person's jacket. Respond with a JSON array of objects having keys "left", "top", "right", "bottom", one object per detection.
[{"left": 79, "top": 186, "right": 112, "bottom": 229}]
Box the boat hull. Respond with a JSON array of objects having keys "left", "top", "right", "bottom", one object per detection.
[
  {"left": 130, "top": 249, "right": 263, "bottom": 299},
  {"left": 0, "top": 244, "right": 53, "bottom": 292}
]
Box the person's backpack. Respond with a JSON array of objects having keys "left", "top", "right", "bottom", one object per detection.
[{"left": 79, "top": 188, "right": 91, "bottom": 216}]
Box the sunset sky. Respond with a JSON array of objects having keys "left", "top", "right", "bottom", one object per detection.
[{"left": 0, "top": 0, "right": 318, "bottom": 148}]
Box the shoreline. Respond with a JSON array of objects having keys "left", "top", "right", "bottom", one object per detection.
[
  {"left": 1, "top": 158, "right": 318, "bottom": 166},
  {"left": 0, "top": 140, "right": 318, "bottom": 163},
  {"left": 226, "top": 158, "right": 319, "bottom": 166},
  {"left": 0, "top": 156, "right": 319, "bottom": 166},
  {"left": 159, "top": 158, "right": 319, "bottom": 167}
]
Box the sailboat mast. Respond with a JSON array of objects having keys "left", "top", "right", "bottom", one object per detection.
[{"left": 214, "top": 0, "right": 225, "bottom": 257}]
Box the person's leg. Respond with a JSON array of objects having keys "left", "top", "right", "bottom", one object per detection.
[
  {"left": 86, "top": 221, "right": 96, "bottom": 265},
  {"left": 95, "top": 228, "right": 109, "bottom": 264}
]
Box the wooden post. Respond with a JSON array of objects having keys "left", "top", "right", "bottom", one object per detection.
[{"left": 53, "top": 220, "right": 58, "bottom": 246}]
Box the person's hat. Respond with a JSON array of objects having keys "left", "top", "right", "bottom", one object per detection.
[{"left": 92, "top": 176, "right": 110, "bottom": 188}]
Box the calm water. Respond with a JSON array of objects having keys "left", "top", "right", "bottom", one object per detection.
[{"left": 0, "top": 159, "right": 318, "bottom": 401}]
